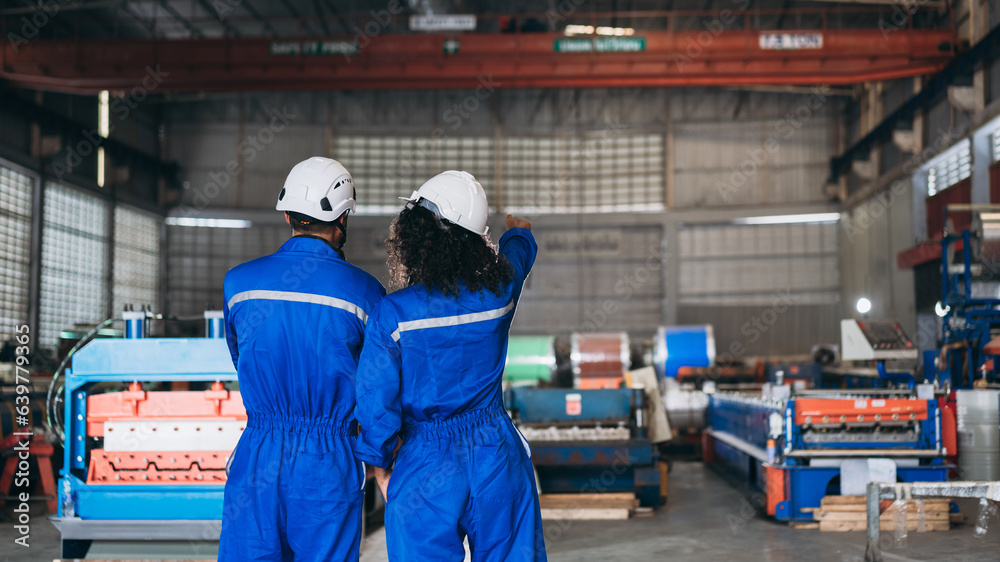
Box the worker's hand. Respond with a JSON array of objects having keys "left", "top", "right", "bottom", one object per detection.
[
  {"left": 506, "top": 214, "right": 531, "bottom": 231},
  {"left": 374, "top": 465, "right": 392, "bottom": 503}
]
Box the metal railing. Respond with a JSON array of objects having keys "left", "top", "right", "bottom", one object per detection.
[{"left": 864, "top": 480, "right": 1000, "bottom": 562}]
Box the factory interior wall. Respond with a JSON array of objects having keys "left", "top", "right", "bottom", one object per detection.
[
  {"left": 839, "top": 178, "right": 918, "bottom": 338},
  {"left": 165, "top": 206, "right": 840, "bottom": 362},
  {"left": 161, "top": 88, "right": 841, "bottom": 356},
  {"left": 164, "top": 88, "right": 835, "bottom": 212}
]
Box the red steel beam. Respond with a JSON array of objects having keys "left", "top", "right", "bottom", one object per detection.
[{"left": 1, "top": 30, "right": 956, "bottom": 93}]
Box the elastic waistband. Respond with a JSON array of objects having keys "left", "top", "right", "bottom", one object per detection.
[
  {"left": 402, "top": 403, "right": 506, "bottom": 439},
  {"left": 246, "top": 413, "right": 358, "bottom": 436}
]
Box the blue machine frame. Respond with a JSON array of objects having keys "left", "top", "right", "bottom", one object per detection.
[
  {"left": 707, "top": 393, "right": 949, "bottom": 522},
  {"left": 932, "top": 228, "right": 1000, "bottom": 389},
  {"left": 504, "top": 388, "right": 663, "bottom": 507},
  {"left": 52, "top": 335, "right": 236, "bottom": 557}
]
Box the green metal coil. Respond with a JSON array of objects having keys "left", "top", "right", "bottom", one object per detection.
[{"left": 504, "top": 336, "right": 556, "bottom": 385}]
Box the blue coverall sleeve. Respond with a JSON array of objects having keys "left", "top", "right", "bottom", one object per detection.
[
  {"left": 498, "top": 227, "right": 538, "bottom": 283},
  {"left": 354, "top": 302, "right": 403, "bottom": 469},
  {"left": 222, "top": 274, "right": 239, "bottom": 368}
]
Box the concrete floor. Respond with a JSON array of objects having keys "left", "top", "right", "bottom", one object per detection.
[{"left": 3, "top": 462, "right": 999, "bottom": 561}]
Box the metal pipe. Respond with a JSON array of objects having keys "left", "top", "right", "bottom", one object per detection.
[
  {"left": 704, "top": 428, "right": 769, "bottom": 462},
  {"left": 864, "top": 482, "right": 882, "bottom": 562}
]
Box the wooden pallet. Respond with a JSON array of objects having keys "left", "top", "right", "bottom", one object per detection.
[
  {"left": 808, "top": 495, "right": 952, "bottom": 532},
  {"left": 539, "top": 492, "right": 638, "bottom": 520}
]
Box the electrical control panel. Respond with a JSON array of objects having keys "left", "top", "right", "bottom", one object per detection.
[{"left": 841, "top": 319, "right": 918, "bottom": 361}]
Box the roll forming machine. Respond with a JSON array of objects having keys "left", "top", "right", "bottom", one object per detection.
[
  {"left": 705, "top": 388, "right": 949, "bottom": 522},
  {"left": 51, "top": 311, "right": 240, "bottom": 558}
]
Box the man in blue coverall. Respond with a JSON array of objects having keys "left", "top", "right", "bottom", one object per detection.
[
  {"left": 354, "top": 170, "right": 547, "bottom": 561},
  {"left": 220, "top": 157, "right": 385, "bottom": 561}
]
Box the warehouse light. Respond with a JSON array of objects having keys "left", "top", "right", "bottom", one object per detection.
[
  {"left": 733, "top": 212, "right": 841, "bottom": 225},
  {"left": 856, "top": 297, "right": 872, "bottom": 314},
  {"left": 98, "top": 90, "right": 109, "bottom": 188},
  {"left": 596, "top": 26, "right": 635, "bottom": 36},
  {"left": 165, "top": 217, "right": 252, "bottom": 228},
  {"left": 565, "top": 25, "right": 636, "bottom": 36},
  {"left": 935, "top": 301, "right": 950, "bottom": 317}
]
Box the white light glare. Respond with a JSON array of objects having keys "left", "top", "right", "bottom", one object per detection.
[
  {"left": 733, "top": 212, "right": 841, "bottom": 225},
  {"left": 98, "top": 90, "right": 109, "bottom": 187},
  {"left": 856, "top": 297, "right": 872, "bottom": 314},
  {"left": 935, "top": 301, "right": 950, "bottom": 317},
  {"left": 166, "top": 217, "right": 252, "bottom": 229},
  {"left": 565, "top": 25, "right": 636, "bottom": 36}
]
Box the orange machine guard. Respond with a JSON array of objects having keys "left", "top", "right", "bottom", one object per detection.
[
  {"left": 86, "top": 450, "right": 230, "bottom": 484},
  {"left": 794, "top": 398, "right": 927, "bottom": 425},
  {"left": 87, "top": 388, "right": 247, "bottom": 437}
]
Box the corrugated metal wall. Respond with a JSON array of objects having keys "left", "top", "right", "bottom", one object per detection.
[
  {"left": 677, "top": 221, "right": 840, "bottom": 356},
  {"left": 162, "top": 88, "right": 842, "bottom": 352},
  {"left": 164, "top": 215, "right": 667, "bottom": 338},
  {"left": 839, "top": 178, "right": 916, "bottom": 336},
  {"left": 165, "top": 89, "right": 836, "bottom": 213},
  {"left": 516, "top": 221, "right": 665, "bottom": 335},
  {"left": 673, "top": 93, "right": 834, "bottom": 207}
]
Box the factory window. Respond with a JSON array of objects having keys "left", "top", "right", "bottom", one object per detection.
[
  {"left": 0, "top": 162, "right": 35, "bottom": 340},
  {"left": 926, "top": 140, "right": 971, "bottom": 196},
  {"left": 112, "top": 206, "right": 160, "bottom": 315},
  {"left": 503, "top": 132, "right": 664, "bottom": 214},
  {"left": 336, "top": 135, "right": 495, "bottom": 214},
  {"left": 165, "top": 223, "right": 289, "bottom": 318},
  {"left": 335, "top": 131, "right": 664, "bottom": 214},
  {"left": 992, "top": 128, "right": 1000, "bottom": 164},
  {"left": 39, "top": 183, "right": 110, "bottom": 349}
]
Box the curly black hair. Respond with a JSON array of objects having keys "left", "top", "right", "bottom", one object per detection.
[{"left": 386, "top": 205, "right": 513, "bottom": 297}]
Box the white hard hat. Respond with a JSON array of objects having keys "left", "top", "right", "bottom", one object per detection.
[
  {"left": 403, "top": 171, "right": 489, "bottom": 236},
  {"left": 276, "top": 157, "right": 356, "bottom": 222}
]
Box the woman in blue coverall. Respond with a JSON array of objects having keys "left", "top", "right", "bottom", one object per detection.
[{"left": 353, "top": 170, "right": 547, "bottom": 561}]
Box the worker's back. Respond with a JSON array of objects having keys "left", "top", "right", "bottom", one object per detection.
[
  {"left": 359, "top": 227, "right": 535, "bottom": 426},
  {"left": 218, "top": 157, "right": 384, "bottom": 562},
  {"left": 354, "top": 225, "right": 546, "bottom": 562},
  {"left": 223, "top": 236, "right": 385, "bottom": 424}
]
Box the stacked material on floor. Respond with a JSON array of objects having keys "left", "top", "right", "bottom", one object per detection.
[
  {"left": 807, "top": 495, "right": 952, "bottom": 532},
  {"left": 539, "top": 492, "right": 638, "bottom": 520},
  {"left": 536, "top": 460, "right": 668, "bottom": 521},
  {"left": 518, "top": 425, "right": 630, "bottom": 441}
]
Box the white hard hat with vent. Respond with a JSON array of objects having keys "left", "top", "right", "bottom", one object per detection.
[
  {"left": 276, "top": 157, "right": 356, "bottom": 222},
  {"left": 403, "top": 170, "right": 489, "bottom": 236}
]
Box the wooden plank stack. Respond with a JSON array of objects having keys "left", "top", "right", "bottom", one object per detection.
[
  {"left": 807, "top": 495, "right": 951, "bottom": 532},
  {"left": 538, "top": 493, "right": 639, "bottom": 520}
]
